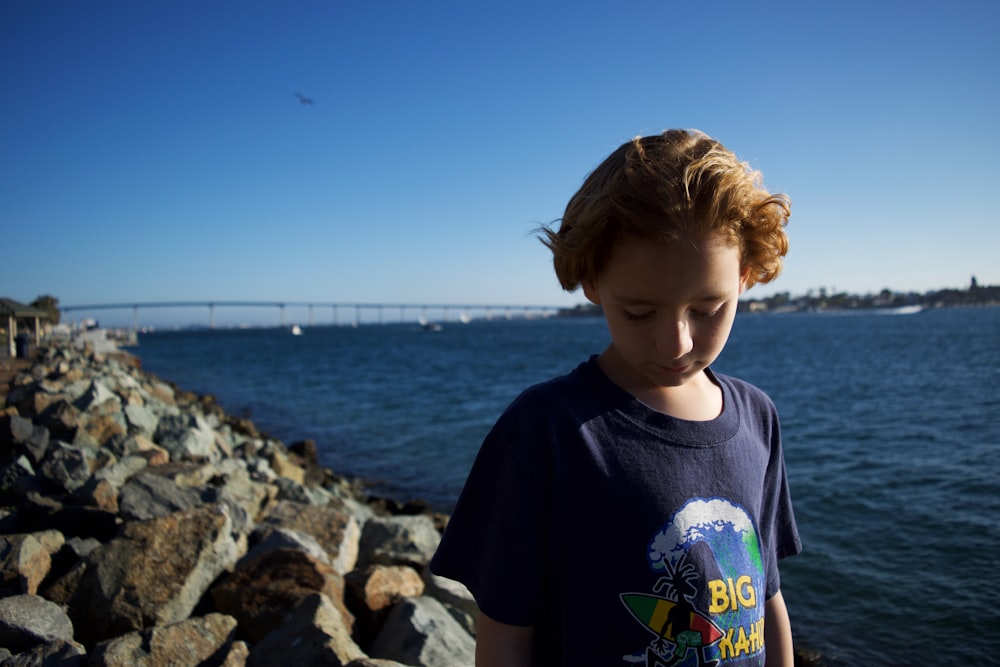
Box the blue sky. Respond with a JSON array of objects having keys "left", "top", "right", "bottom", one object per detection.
[{"left": 3, "top": 1, "right": 998, "bottom": 326}]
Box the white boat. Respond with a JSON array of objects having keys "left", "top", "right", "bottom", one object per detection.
[{"left": 291, "top": 324, "right": 303, "bottom": 335}]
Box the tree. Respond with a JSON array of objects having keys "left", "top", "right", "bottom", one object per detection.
[{"left": 30, "top": 295, "right": 60, "bottom": 325}]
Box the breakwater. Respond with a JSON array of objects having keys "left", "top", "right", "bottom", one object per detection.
[{"left": 0, "top": 340, "right": 478, "bottom": 666}]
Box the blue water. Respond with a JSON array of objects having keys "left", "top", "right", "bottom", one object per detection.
[{"left": 131, "top": 307, "right": 1000, "bottom": 666}]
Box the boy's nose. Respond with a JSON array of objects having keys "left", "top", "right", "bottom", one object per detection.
[{"left": 656, "top": 319, "right": 694, "bottom": 359}]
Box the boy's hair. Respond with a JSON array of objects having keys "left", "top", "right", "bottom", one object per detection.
[{"left": 540, "top": 129, "right": 790, "bottom": 290}]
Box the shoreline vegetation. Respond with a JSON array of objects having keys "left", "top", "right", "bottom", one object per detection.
[
  {"left": 2, "top": 339, "right": 839, "bottom": 666},
  {"left": 558, "top": 278, "right": 1000, "bottom": 317}
]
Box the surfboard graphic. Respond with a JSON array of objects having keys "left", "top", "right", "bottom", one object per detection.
[{"left": 621, "top": 593, "right": 724, "bottom": 644}]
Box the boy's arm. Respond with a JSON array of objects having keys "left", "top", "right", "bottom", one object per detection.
[
  {"left": 764, "top": 590, "right": 794, "bottom": 667},
  {"left": 476, "top": 612, "right": 534, "bottom": 667}
]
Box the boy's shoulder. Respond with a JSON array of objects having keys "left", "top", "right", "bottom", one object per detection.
[
  {"left": 710, "top": 370, "right": 779, "bottom": 416},
  {"left": 504, "top": 356, "right": 618, "bottom": 417}
]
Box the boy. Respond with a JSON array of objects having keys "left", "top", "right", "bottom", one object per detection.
[{"left": 430, "top": 130, "right": 801, "bottom": 666}]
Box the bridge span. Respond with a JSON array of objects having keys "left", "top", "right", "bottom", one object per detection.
[{"left": 60, "top": 300, "right": 567, "bottom": 329}]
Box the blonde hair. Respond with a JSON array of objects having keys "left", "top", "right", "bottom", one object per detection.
[{"left": 540, "top": 129, "right": 790, "bottom": 290}]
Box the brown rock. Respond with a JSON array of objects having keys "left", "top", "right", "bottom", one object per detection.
[
  {"left": 211, "top": 547, "right": 351, "bottom": 643},
  {"left": 66, "top": 504, "right": 239, "bottom": 647},
  {"left": 0, "top": 534, "right": 51, "bottom": 595},
  {"left": 260, "top": 499, "right": 360, "bottom": 574},
  {"left": 246, "top": 594, "right": 364, "bottom": 667},
  {"left": 345, "top": 565, "right": 425, "bottom": 612},
  {"left": 89, "top": 612, "right": 238, "bottom": 667},
  {"left": 82, "top": 413, "right": 126, "bottom": 447}
]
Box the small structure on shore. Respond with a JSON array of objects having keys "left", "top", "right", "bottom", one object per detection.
[{"left": 0, "top": 298, "right": 51, "bottom": 358}]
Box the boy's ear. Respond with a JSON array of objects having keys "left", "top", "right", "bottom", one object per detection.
[
  {"left": 582, "top": 279, "right": 601, "bottom": 305},
  {"left": 739, "top": 268, "right": 752, "bottom": 295}
]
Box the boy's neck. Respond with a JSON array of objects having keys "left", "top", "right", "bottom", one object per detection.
[{"left": 596, "top": 347, "right": 723, "bottom": 421}]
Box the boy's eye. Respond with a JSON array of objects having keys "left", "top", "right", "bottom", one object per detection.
[
  {"left": 623, "top": 309, "right": 655, "bottom": 322},
  {"left": 692, "top": 306, "right": 723, "bottom": 318}
]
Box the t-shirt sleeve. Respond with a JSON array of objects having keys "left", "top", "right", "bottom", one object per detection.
[
  {"left": 429, "top": 396, "right": 555, "bottom": 626},
  {"left": 758, "top": 393, "right": 803, "bottom": 599}
]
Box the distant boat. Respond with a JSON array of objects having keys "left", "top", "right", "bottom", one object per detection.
[
  {"left": 418, "top": 317, "right": 442, "bottom": 332},
  {"left": 880, "top": 305, "right": 924, "bottom": 315},
  {"left": 291, "top": 324, "right": 303, "bottom": 335}
]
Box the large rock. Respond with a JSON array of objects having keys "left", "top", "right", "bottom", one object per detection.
[
  {"left": 61, "top": 504, "right": 240, "bottom": 647},
  {"left": 0, "top": 594, "right": 75, "bottom": 653},
  {"left": 0, "top": 640, "right": 86, "bottom": 667},
  {"left": 259, "top": 499, "right": 360, "bottom": 574},
  {"left": 154, "top": 414, "right": 220, "bottom": 462},
  {"left": 368, "top": 596, "right": 475, "bottom": 667},
  {"left": 247, "top": 593, "right": 364, "bottom": 667},
  {"left": 0, "top": 534, "right": 52, "bottom": 596},
  {"left": 88, "top": 613, "right": 238, "bottom": 667},
  {"left": 0, "top": 415, "right": 49, "bottom": 465},
  {"left": 358, "top": 515, "right": 440, "bottom": 569},
  {"left": 210, "top": 547, "right": 350, "bottom": 643}
]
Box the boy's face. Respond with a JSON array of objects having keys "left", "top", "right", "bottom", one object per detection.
[{"left": 583, "top": 232, "right": 746, "bottom": 405}]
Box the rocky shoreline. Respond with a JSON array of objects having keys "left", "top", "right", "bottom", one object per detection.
[
  {"left": 1, "top": 341, "right": 476, "bottom": 666},
  {"left": 1, "top": 341, "right": 836, "bottom": 666}
]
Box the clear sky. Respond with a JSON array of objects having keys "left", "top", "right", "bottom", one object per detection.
[{"left": 3, "top": 0, "right": 998, "bottom": 326}]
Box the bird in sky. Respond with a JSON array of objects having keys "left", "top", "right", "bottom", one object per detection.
[{"left": 294, "top": 92, "right": 315, "bottom": 106}]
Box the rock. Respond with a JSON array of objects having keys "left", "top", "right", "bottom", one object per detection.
[
  {"left": 358, "top": 515, "right": 441, "bottom": 569},
  {"left": 117, "top": 469, "right": 208, "bottom": 521},
  {"left": 64, "top": 504, "right": 240, "bottom": 647},
  {"left": 267, "top": 449, "right": 305, "bottom": 485},
  {"left": 0, "top": 415, "right": 50, "bottom": 465},
  {"left": 210, "top": 547, "right": 350, "bottom": 643},
  {"left": 258, "top": 499, "right": 360, "bottom": 574},
  {"left": 0, "top": 456, "right": 35, "bottom": 505},
  {"left": 346, "top": 565, "right": 425, "bottom": 612},
  {"left": 246, "top": 593, "right": 364, "bottom": 667},
  {"left": 73, "top": 378, "right": 119, "bottom": 413},
  {"left": 0, "top": 534, "right": 52, "bottom": 595},
  {"left": 422, "top": 568, "right": 478, "bottom": 637},
  {"left": 153, "top": 414, "right": 219, "bottom": 463},
  {"left": 37, "top": 441, "right": 110, "bottom": 494},
  {"left": 0, "top": 639, "right": 86, "bottom": 666},
  {"left": 368, "top": 596, "right": 475, "bottom": 667},
  {"left": 88, "top": 613, "right": 238, "bottom": 667},
  {"left": 0, "top": 594, "right": 74, "bottom": 653},
  {"left": 37, "top": 400, "right": 81, "bottom": 444}
]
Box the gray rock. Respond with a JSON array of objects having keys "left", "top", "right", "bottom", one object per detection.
[
  {"left": 73, "top": 378, "right": 120, "bottom": 413},
  {"left": 117, "top": 470, "right": 207, "bottom": 521},
  {"left": 0, "top": 456, "right": 35, "bottom": 503},
  {"left": 0, "top": 594, "right": 74, "bottom": 653},
  {"left": 154, "top": 414, "right": 219, "bottom": 462},
  {"left": 422, "top": 568, "right": 479, "bottom": 638},
  {"left": 38, "top": 443, "right": 105, "bottom": 495},
  {"left": 358, "top": 515, "right": 441, "bottom": 569},
  {"left": 369, "top": 596, "right": 475, "bottom": 667},
  {"left": 0, "top": 639, "right": 86, "bottom": 667},
  {"left": 1, "top": 416, "right": 50, "bottom": 465},
  {"left": 122, "top": 404, "right": 158, "bottom": 438}
]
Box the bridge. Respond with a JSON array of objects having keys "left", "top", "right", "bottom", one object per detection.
[{"left": 60, "top": 301, "right": 567, "bottom": 330}]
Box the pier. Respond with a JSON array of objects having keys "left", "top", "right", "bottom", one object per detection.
[{"left": 60, "top": 301, "right": 565, "bottom": 330}]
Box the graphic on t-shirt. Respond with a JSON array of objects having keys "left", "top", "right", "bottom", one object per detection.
[{"left": 621, "top": 498, "right": 766, "bottom": 666}]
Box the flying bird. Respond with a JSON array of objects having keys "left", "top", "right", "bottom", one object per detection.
[{"left": 294, "top": 92, "right": 315, "bottom": 106}]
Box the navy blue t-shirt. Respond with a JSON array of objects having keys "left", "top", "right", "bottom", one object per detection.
[{"left": 431, "top": 358, "right": 801, "bottom": 665}]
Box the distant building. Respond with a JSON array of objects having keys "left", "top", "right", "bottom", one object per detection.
[{"left": 1, "top": 298, "right": 52, "bottom": 357}]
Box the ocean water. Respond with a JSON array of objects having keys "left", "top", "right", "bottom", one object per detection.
[{"left": 131, "top": 307, "right": 1000, "bottom": 666}]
